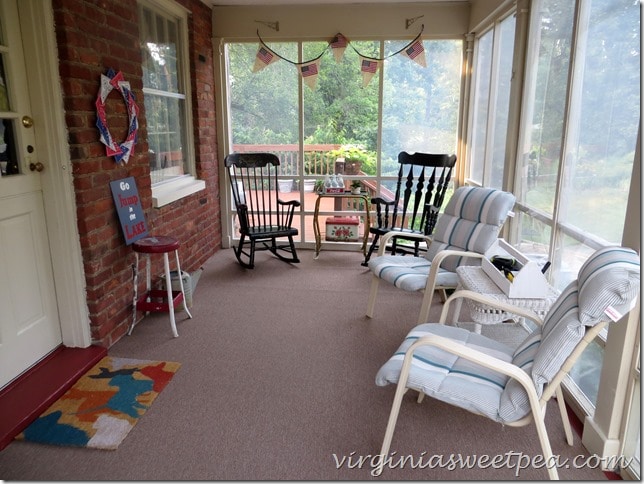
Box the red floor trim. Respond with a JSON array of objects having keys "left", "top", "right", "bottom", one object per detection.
[{"left": 0, "top": 345, "right": 107, "bottom": 451}]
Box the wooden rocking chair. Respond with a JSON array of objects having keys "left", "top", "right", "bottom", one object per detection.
[
  {"left": 225, "top": 152, "right": 300, "bottom": 269},
  {"left": 362, "top": 152, "right": 456, "bottom": 266}
]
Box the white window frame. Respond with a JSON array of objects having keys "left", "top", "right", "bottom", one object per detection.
[{"left": 138, "top": 0, "right": 204, "bottom": 208}]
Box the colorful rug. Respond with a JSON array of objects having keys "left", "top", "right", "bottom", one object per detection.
[{"left": 17, "top": 356, "right": 180, "bottom": 450}]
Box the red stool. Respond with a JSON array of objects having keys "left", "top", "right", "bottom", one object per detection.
[{"left": 128, "top": 235, "right": 192, "bottom": 337}]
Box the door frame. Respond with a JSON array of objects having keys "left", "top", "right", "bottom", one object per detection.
[{"left": 18, "top": 0, "right": 90, "bottom": 347}]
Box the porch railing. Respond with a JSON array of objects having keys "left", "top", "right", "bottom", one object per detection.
[
  {"left": 231, "top": 143, "right": 395, "bottom": 211},
  {"left": 232, "top": 144, "right": 341, "bottom": 177}
]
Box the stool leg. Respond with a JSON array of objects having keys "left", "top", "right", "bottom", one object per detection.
[
  {"left": 163, "top": 252, "right": 179, "bottom": 337},
  {"left": 128, "top": 252, "right": 140, "bottom": 335},
  {"left": 174, "top": 249, "right": 193, "bottom": 319}
]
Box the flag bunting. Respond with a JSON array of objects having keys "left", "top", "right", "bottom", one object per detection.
[{"left": 254, "top": 25, "right": 426, "bottom": 89}]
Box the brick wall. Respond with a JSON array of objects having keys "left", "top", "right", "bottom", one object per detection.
[{"left": 52, "top": 0, "right": 221, "bottom": 347}]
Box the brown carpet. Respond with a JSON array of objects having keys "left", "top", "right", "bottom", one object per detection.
[{"left": 0, "top": 249, "right": 606, "bottom": 480}]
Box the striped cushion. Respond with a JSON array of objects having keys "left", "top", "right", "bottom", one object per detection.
[
  {"left": 367, "top": 255, "right": 458, "bottom": 292},
  {"left": 577, "top": 246, "right": 640, "bottom": 325},
  {"left": 376, "top": 323, "right": 514, "bottom": 422},
  {"left": 499, "top": 329, "right": 542, "bottom": 422},
  {"left": 425, "top": 187, "right": 516, "bottom": 272},
  {"left": 531, "top": 282, "right": 584, "bottom": 391}
]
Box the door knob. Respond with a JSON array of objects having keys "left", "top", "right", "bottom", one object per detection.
[
  {"left": 22, "top": 116, "right": 34, "bottom": 128},
  {"left": 29, "top": 162, "right": 44, "bottom": 172}
]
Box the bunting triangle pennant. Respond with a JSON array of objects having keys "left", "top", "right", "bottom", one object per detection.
[
  {"left": 253, "top": 44, "right": 279, "bottom": 72},
  {"left": 359, "top": 56, "right": 380, "bottom": 87},
  {"left": 299, "top": 60, "right": 320, "bottom": 90},
  {"left": 401, "top": 39, "right": 426, "bottom": 68},
  {"left": 330, "top": 33, "right": 349, "bottom": 63}
]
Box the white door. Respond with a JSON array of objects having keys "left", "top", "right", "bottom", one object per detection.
[{"left": 0, "top": 0, "right": 62, "bottom": 388}]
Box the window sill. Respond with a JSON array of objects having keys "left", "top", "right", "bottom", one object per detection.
[{"left": 152, "top": 176, "right": 206, "bottom": 208}]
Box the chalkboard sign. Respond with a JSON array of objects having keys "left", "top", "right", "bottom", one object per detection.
[{"left": 110, "top": 177, "right": 148, "bottom": 245}]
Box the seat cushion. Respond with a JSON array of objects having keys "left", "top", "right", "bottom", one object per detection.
[
  {"left": 368, "top": 255, "right": 458, "bottom": 292},
  {"left": 376, "top": 323, "right": 515, "bottom": 422}
]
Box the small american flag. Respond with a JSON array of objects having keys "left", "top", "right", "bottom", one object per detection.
[
  {"left": 257, "top": 46, "right": 274, "bottom": 64},
  {"left": 361, "top": 59, "right": 378, "bottom": 73},
  {"left": 405, "top": 40, "right": 424, "bottom": 60},
  {"left": 301, "top": 63, "right": 318, "bottom": 77},
  {"left": 330, "top": 34, "right": 348, "bottom": 49}
]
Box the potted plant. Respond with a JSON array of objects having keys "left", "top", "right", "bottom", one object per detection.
[
  {"left": 350, "top": 180, "right": 362, "bottom": 194},
  {"left": 327, "top": 144, "right": 376, "bottom": 175},
  {"left": 314, "top": 179, "right": 325, "bottom": 194}
]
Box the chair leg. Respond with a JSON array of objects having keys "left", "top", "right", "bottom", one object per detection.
[
  {"left": 375, "top": 388, "right": 406, "bottom": 476},
  {"left": 533, "top": 410, "right": 560, "bottom": 480},
  {"left": 233, "top": 234, "right": 254, "bottom": 269},
  {"left": 173, "top": 249, "right": 193, "bottom": 320},
  {"left": 361, "top": 234, "right": 380, "bottom": 266},
  {"left": 162, "top": 252, "right": 179, "bottom": 338},
  {"left": 287, "top": 236, "right": 300, "bottom": 263},
  {"left": 366, "top": 274, "right": 381, "bottom": 318},
  {"left": 128, "top": 252, "right": 140, "bottom": 336},
  {"left": 270, "top": 236, "right": 300, "bottom": 264},
  {"left": 375, "top": 357, "right": 415, "bottom": 476},
  {"left": 555, "top": 385, "right": 574, "bottom": 446},
  {"left": 417, "top": 289, "right": 436, "bottom": 324}
]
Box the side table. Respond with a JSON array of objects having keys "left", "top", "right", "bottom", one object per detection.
[
  {"left": 313, "top": 191, "right": 371, "bottom": 259},
  {"left": 453, "top": 265, "right": 559, "bottom": 328}
]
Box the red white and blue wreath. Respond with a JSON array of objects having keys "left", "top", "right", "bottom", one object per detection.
[{"left": 96, "top": 68, "right": 139, "bottom": 164}]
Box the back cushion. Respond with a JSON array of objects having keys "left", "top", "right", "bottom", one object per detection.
[
  {"left": 499, "top": 282, "right": 582, "bottom": 422},
  {"left": 426, "top": 187, "right": 516, "bottom": 271},
  {"left": 577, "top": 246, "right": 640, "bottom": 325},
  {"left": 531, "top": 282, "right": 584, "bottom": 390}
]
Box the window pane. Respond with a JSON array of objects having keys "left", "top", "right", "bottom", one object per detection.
[
  {"left": 227, "top": 42, "right": 298, "bottom": 169},
  {"left": 488, "top": 16, "right": 516, "bottom": 189},
  {"left": 559, "top": 0, "right": 640, "bottom": 244},
  {"left": 513, "top": 211, "right": 551, "bottom": 264},
  {"left": 145, "top": 94, "right": 186, "bottom": 184},
  {"left": 567, "top": 340, "right": 604, "bottom": 410},
  {"left": 468, "top": 14, "right": 515, "bottom": 189},
  {"left": 303, "top": 40, "right": 379, "bottom": 180},
  {"left": 382, "top": 40, "right": 462, "bottom": 176},
  {"left": 0, "top": 54, "right": 10, "bottom": 111},
  {"left": 469, "top": 30, "right": 493, "bottom": 185},
  {"left": 556, "top": 234, "right": 595, "bottom": 290},
  {"left": 516, "top": 0, "right": 575, "bottom": 214},
  {"left": 139, "top": 4, "right": 189, "bottom": 183}
]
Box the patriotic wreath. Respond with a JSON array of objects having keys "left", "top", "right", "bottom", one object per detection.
[{"left": 95, "top": 68, "right": 139, "bottom": 164}]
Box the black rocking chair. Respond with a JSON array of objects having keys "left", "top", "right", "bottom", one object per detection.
[
  {"left": 225, "top": 152, "right": 301, "bottom": 269},
  {"left": 362, "top": 152, "right": 457, "bottom": 266}
]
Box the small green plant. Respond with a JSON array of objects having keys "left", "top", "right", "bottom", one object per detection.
[
  {"left": 328, "top": 144, "right": 376, "bottom": 175},
  {"left": 314, "top": 179, "right": 325, "bottom": 193},
  {"left": 350, "top": 180, "right": 362, "bottom": 189}
]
